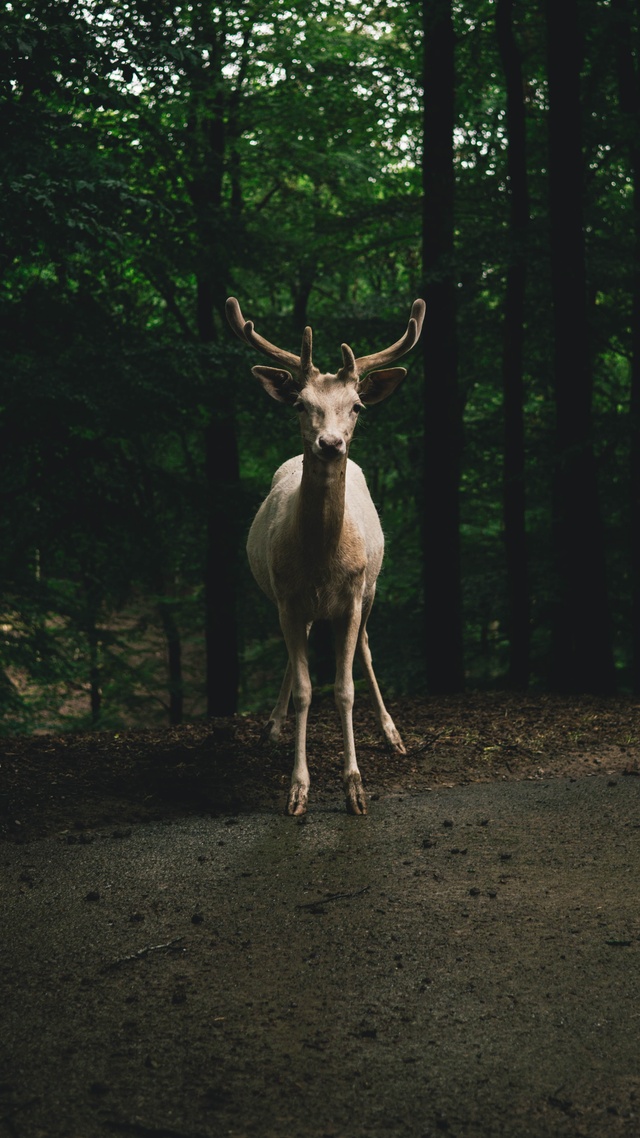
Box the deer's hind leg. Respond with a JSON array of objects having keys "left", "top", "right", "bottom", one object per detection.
[
  {"left": 264, "top": 623, "right": 313, "bottom": 744},
  {"left": 263, "top": 661, "right": 292, "bottom": 743},
  {"left": 357, "top": 596, "right": 406, "bottom": 755}
]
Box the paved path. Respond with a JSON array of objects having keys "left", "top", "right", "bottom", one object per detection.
[{"left": 1, "top": 775, "right": 639, "bottom": 1137}]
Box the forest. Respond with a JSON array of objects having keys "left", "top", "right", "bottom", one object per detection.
[{"left": 1, "top": 0, "right": 639, "bottom": 734}]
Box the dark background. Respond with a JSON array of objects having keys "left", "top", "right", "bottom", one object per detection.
[{"left": 1, "top": 0, "right": 638, "bottom": 734}]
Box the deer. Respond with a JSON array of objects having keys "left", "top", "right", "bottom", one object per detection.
[{"left": 226, "top": 296, "right": 426, "bottom": 816}]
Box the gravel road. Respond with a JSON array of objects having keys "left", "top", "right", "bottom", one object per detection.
[{"left": 2, "top": 774, "right": 639, "bottom": 1138}]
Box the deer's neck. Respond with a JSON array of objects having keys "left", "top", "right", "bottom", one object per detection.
[{"left": 297, "top": 446, "right": 347, "bottom": 557}]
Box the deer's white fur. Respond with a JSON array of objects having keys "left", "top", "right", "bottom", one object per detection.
[{"left": 228, "top": 298, "right": 425, "bottom": 815}]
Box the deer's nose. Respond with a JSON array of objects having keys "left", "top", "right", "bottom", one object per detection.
[{"left": 318, "top": 434, "right": 346, "bottom": 456}]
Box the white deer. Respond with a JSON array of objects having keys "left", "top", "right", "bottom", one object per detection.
[{"left": 227, "top": 297, "right": 425, "bottom": 816}]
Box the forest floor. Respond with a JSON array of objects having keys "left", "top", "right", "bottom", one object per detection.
[
  {"left": 1, "top": 690, "right": 639, "bottom": 841},
  {"left": 2, "top": 692, "right": 640, "bottom": 1138}
]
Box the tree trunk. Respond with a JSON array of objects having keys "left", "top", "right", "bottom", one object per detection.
[
  {"left": 87, "top": 623, "right": 101, "bottom": 726},
  {"left": 187, "top": 20, "right": 241, "bottom": 717},
  {"left": 292, "top": 262, "right": 316, "bottom": 331},
  {"left": 496, "top": 0, "right": 530, "bottom": 688},
  {"left": 203, "top": 413, "right": 240, "bottom": 717},
  {"left": 421, "top": 0, "right": 464, "bottom": 692},
  {"left": 157, "top": 600, "right": 184, "bottom": 726},
  {"left": 613, "top": 0, "right": 640, "bottom": 693},
  {"left": 197, "top": 277, "right": 240, "bottom": 718},
  {"left": 545, "top": 0, "right": 616, "bottom": 692},
  {"left": 310, "top": 621, "right": 334, "bottom": 687}
]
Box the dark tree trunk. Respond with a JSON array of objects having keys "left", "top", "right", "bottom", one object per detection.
[
  {"left": 187, "top": 20, "right": 241, "bottom": 718},
  {"left": 204, "top": 414, "right": 240, "bottom": 717},
  {"left": 421, "top": 0, "right": 464, "bottom": 692},
  {"left": 87, "top": 623, "right": 101, "bottom": 726},
  {"left": 157, "top": 600, "right": 184, "bottom": 726},
  {"left": 196, "top": 279, "right": 240, "bottom": 718},
  {"left": 310, "top": 621, "right": 334, "bottom": 687},
  {"left": 133, "top": 449, "right": 189, "bottom": 727},
  {"left": 292, "top": 262, "right": 316, "bottom": 332},
  {"left": 545, "top": 0, "right": 616, "bottom": 692},
  {"left": 613, "top": 0, "right": 640, "bottom": 693},
  {"left": 496, "top": 0, "right": 530, "bottom": 688},
  {"left": 629, "top": 299, "right": 640, "bottom": 691}
]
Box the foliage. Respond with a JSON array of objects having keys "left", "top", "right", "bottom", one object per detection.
[{"left": 0, "top": 0, "right": 637, "bottom": 730}]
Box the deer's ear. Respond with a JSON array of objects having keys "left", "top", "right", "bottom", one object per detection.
[
  {"left": 358, "top": 367, "right": 407, "bottom": 405},
  {"left": 252, "top": 366, "right": 299, "bottom": 404}
]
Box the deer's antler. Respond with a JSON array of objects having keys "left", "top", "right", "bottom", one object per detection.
[
  {"left": 226, "top": 297, "right": 313, "bottom": 375},
  {"left": 339, "top": 299, "right": 426, "bottom": 379}
]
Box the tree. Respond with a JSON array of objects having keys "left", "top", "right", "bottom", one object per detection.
[
  {"left": 545, "top": 0, "right": 615, "bottom": 692},
  {"left": 5, "top": 0, "right": 640, "bottom": 731},
  {"left": 612, "top": 0, "right": 640, "bottom": 693},
  {"left": 421, "top": 0, "right": 464, "bottom": 692},
  {"left": 495, "top": 0, "right": 530, "bottom": 687}
]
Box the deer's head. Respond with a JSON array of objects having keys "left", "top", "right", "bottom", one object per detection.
[{"left": 226, "top": 297, "right": 425, "bottom": 462}]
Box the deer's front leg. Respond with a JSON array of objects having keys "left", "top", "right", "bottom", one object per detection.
[
  {"left": 333, "top": 602, "right": 367, "bottom": 815},
  {"left": 357, "top": 599, "right": 406, "bottom": 755},
  {"left": 279, "top": 607, "right": 312, "bottom": 816}
]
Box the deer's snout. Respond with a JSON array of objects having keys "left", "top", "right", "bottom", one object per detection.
[{"left": 317, "top": 434, "right": 346, "bottom": 458}]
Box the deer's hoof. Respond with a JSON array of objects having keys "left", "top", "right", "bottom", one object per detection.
[
  {"left": 345, "top": 773, "right": 367, "bottom": 815},
  {"left": 260, "top": 718, "right": 281, "bottom": 745},
  {"left": 286, "top": 781, "right": 308, "bottom": 816},
  {"left": 384, "top": 721, "right": 407, "bottom": 755}
]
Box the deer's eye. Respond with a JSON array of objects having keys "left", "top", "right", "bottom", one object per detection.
[
  {"left": 353, "top": 403, "right": 363, "bottom": 415},
  {"left": 293, "top": 401, "right": 305, "bottom": 413}
]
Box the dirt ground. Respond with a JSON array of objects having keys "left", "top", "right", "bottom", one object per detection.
[
  {"left": 2, "top": 692, "right": 640, "bottom": 1138},
  {"left": 1, "top": 691, "right": 639, "bottom": 842}
]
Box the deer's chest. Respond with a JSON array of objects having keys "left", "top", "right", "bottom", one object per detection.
[{"left": 270, "top": 518, "right": 367, "bottom": 619}]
